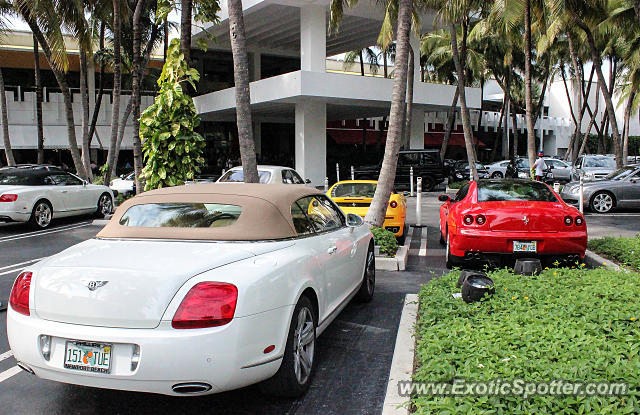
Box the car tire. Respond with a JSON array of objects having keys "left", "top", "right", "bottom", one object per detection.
[
  {"left": 445, "top": 233, "right": 457, "bottom": 269},
  {"left": 95, "top": 193, "right": 113, "bottom": 218},
  {"left": 354, "top": 243, "right": 375, "bottom": 303},
  {"left": 589, "top": 191, "right": 615, "bottom": 214},
  {"left": 439, "top": 230, "right": 446, "bottom": 246},
  {"left": 259, "top": 296, "right": 316, "bottom": 398},
  {"left": 491, "top": 172, "right": 503, "bottom": 179},
  {"left": 421, "top": 176, "right": 436, "bottom": 192},
  {"left": 28, "top": 200, "right": 53, "bottom": 229}
]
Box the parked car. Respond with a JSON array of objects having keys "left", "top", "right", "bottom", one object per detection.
[
  {"left": 109, "top": 172, "right": 135, "bottom": 196},
  {"left": 218, "top": 165, "right": 311, "bottom": 185},
  {"left": 542, "top": 158, "right": 572, "bottom": 183},
  {"left": 438, "top": 179, "right": 587, "bottom": 268},
  {"left": 0, "top": 165, "right": 114, "bottom": 229},
  {"left": 572, "top": 155, "right": 616, "bottom": 180},
  {"left": 354, "top": 149, "right": 446, "bottom": 191},
  {"left": 560, "top": 165, "right": 640, "bottom": 213},
  {"left": 327, "top": 180, "right": 407, "bottom": 243},
  {"left": 7, "top": 184, "right": 374, "bottom": 397},
  {"left": 450, "top": 161, "right": 489, "bottom": 182},
  {"left": 505, "top": 157, "right": 531, "bottom": 179},
  {"left": 486, "top": 160, "right": 511, "bottom": 178}
]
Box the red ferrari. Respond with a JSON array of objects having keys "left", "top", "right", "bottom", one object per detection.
[{"left": 439, "top": 179, "right": 587, "bottom": 269}]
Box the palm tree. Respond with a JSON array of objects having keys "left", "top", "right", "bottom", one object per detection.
[
  {"left": 33, "top": 34, "right": 44, "bottom": 164},
  {"left": 180, "top": 0, "right": 192, "bottom": 63},
  {"left": 0, "top": 1, "right": 17, "bottom": 167},
  {"left": 228, "top": 0, "right": 259, "bottom": 183},
  {"left": 103, "top": 0, "right": 122, "bottom": 184}
]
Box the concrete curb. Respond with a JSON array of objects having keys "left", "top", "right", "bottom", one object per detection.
[
  {"left": 381, "top": 293, "right": 418, "bottom": 415},
  {"left": 91, "top": 219, "right": 110, "bottom": 226},
  {"left": 584, "top": 249, "right": 627, "bottom": 273},
  {"left": 376, "top": 246, "right": 409, "bottom": 272}
]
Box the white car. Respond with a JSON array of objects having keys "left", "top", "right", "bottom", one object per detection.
[
  {"left": 7, "top": 183, "right": 374, "bottom": 397},
  {"left": 0, "top": 166, "right": 114, "bottom": 229},
  {"left": 109, "top": 172, "right": 135, "bottom": 196},
  {"left": 218, "top": 165, "right": 311, "bottom": 185},
  {"left": 486, "top": 160, "right": 510, "bottom": 178}
]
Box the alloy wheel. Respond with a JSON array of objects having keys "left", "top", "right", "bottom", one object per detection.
[
  {"left": 592, "top": 193, "right": 613, "bottom": 213},
  {"left": 365, "top": 250, "right": 375, "bottom": 296},
  {"left": 35, "top": 203, "right": 51, "bottom": 228},
  {"left": 293, "top": 307, "right": 315, "bottom": 385},
  {"left": 99, "top": 195, "right": 113, "bottom": 216}
]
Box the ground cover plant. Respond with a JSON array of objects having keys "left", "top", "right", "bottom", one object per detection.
[
  {"left": 413, "top": 267, "right": 640, "bottom": 414},
  {"left": 371, "top": 227, "right": 398, "bottom": 256},
  {"left": 589, "top": 236, "right": 640, "bottom": 272}
]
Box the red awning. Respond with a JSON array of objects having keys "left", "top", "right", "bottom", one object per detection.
[{"left": 328, "top": 128, "right": 485, "bottom": 147}]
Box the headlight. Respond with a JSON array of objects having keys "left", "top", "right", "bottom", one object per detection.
[
  {"left": 455, "top": 173, "right": 463, "bottom": 179},
  {"left": 518, "top": 172, "right": 528, "bottom": 178}
]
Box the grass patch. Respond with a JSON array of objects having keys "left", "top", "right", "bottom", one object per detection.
[
  {"left": 413, "top": 267, "right": 640, "bottom": 414},
  {"left": 589, "top": 235, "right": 640, "bottom": 272}
]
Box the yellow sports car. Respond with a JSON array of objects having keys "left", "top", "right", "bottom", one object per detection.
[{"left": 327, "top": 180, "right": 407, "bottom": 242}]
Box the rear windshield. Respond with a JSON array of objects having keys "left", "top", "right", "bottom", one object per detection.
[
  {"left": 331, "top": 182, "right": 376, "bottom": 198},
  {"left": 478, "top": 182, "right": 557, "bottom": 202},
  {"left": 0, "top": 172, "right": 44, "bottom": 186},
  {"left": 118, "top": 203, "right": 242, "bottom": 228},
  {"left": 218, "top": 170, "right": 271, "bottom": 183}
]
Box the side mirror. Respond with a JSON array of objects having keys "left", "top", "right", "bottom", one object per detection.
[
  {"left": 346, "top": 213, "right": 364, "bottom": 227},
  {"left": 438, "top": 194, "right": 450, "bottom": 202},
  {"left": 305, "top": 179, "right": 312, "bottom": 184}
]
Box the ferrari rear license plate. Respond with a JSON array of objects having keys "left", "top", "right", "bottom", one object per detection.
[
  {"left": 64, "top": 341, "right": 112, "bottom": 373},
  {"left": 513, "top": 241, "right": 537, "bottom": 253}
]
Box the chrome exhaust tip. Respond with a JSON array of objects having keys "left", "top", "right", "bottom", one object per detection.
[
  {"left": 16, "top": 362, "right": 35, "bottom": 375},
  {"left": 171, "top": 382, "right": 212, "bottom": 394}
]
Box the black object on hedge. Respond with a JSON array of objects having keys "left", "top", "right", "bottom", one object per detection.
[
  {"left": 458, "top": 269, "right": 487, "bottom": 288},
  {"left": 461, "top": 275, "right": 495, "bottom": 303},
  {"left": 514, "top": 258, "right": 543, "bottom": 276}
]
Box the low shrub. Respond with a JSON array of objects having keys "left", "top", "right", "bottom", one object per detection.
[
  {"left": 589, "top": 235, "right": 640, "bottom": 272},
  {"left": 413, "top": 267, "right": 640, "bottom": 414},
  {"left": 371, "top": 227, "right": 398, "bottom": 256},
  {"left": 448, "top": 181, "right": 467, "bottom": 190}
]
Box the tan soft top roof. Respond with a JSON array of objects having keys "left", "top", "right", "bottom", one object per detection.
[{"left": 97, "top": 183, "right": 323, "bottom": 241}]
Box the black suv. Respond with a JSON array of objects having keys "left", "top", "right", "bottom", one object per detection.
[{"left": 353, "top": 149, "right": 446, "bottom": 191}]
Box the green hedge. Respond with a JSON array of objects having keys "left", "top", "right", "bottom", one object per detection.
[
  {"left": 448, "top": 181, "right": 467, "bottom": 190},
  {"left": 371, "top": 227, "right": 398, "bottom": 256},
  {"left": 413, "top": 268, "right": 640, "bottom": 414},
  {"left": 589, "top": 236, "right": 640, "bottom": 272}
]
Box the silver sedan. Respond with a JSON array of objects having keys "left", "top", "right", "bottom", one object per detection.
[{"left": 560, "top": 165, "right": 640, "bottom": 213}]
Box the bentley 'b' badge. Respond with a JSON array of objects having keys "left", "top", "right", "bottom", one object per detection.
[{"left": 87, "top": 281, "right": 108, "bottom": 291}]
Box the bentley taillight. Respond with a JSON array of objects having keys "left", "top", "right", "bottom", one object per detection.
[
  {"left": 9, "top": 272, "right": 32, "bottom": 316},
  {"left": 0, "top": 194, "right": 18, "bottom": 202},
  {"left": 172, "top": 282, "right": 238, "bottom": 329}
]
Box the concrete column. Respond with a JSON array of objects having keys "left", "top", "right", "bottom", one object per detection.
[
  {"left": 409, "top": 107, "right": 425, "bottom": 149},
  {"left": 253, "top": 121, "right": 261, "bottom": 156},
  {"left": 88, "top": 58, "right": 96, "bottom": 109},
  {"left": 295, "top": 100, "right": 326, "bottom": 185},
  {"left": 251, "top": 52, "right": 261, "bottom": 82},
  {"left": 300, "top": 5, "right": 326, "bottom": 72}
]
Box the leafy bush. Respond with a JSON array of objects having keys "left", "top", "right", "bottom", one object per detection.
[
  {"left": 371, "top": 227, "right": 398, "bottom": 256},
  {"left": 589, "top": 236, "right": 640, "bottom": 272},
  {"left": 413, "top": 267, "right": 640, "bottom": 414},
  {"left": 140, "top": 39, "right": 205, "bottom": 190},
  {"left": 448, "top": 181, "right": 467, "bottom": 189}
]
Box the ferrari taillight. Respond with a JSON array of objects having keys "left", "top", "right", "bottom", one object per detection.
[
  {"left": 9, "top": 272, "right": 32, "bottom": 316},
  {"left": 172, "top": 282, "right": 238, "bottom": 329},
  {"left": 475, "top": 215, "right": 486, "bottom": 225},
  {"left": 564, "top": 216, "right": 573, "bottom": 226},
  {"left": 463, "top": 215, "right": 474, "bottom": 225},
  {"left": 0, "top": 194, "right": 18, "bottom": 202},
  {"left": 575, "top": 216, "right": 584, "bottom": 226},
  {"left": 389, "top": 200, "right": 398, "bottom": 208}
]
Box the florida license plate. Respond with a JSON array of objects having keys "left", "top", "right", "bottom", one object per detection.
[
  {"left": 64, "top": 341, "right": 112, "bottom": 373},
  {"left": 513, "top": 241, "right": 537, "bottom": 253}
]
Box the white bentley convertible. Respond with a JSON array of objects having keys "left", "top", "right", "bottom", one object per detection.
[
  {"left": 7, "top": 184, "right": 374, "bottom": 397},
  {"left": 0, "top": 165, "right": 114, "bottom": 229}
]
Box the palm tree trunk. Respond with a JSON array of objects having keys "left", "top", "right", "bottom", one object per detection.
[
  {"left": 104, "top": 0, "right": 122, "bottom": 183},
  {"left": 164, "top": 20, "right": 169, "bottom": 60},
  {"left": 490, "top": 96, "right": 506, "bottom": 162},
  {"left": 87, "top": 22, "right": 105, "bottom": 151},
  {"left": 377, "top": 116, "right": 386, "bottom": 153},
  {"left": 228, "top": 0, "right": 259, "bottom": 183},
  {"left": 567, "top": 32, "right": 583, "bottom": 160},
  {"left": 578, "top": 96, "right": 599, "bottom": 159},
  {"left": 403, "top": 48, "right": 415, "bottom": 149},
  {"left": 131, "top": 0, "right": 146, "bottom": 194},
  {"left": 181, "top": 0, "right": 193, "bottom": 64},
  {"left": 574, "top": 17, "right": 623, "bottom": 168},
  {"left": 635, "top": 0, "right": 640, "bottom": 22},
  {"left": 383, "top": 52, "right": 388, "bottom": 78},
  {"left": 622, "top": 91, "right": 635, "bottom": 165},
  {"left": 0, "top": 64, "right": 14, "bottom": 166},
  {"left": 79, "top": 48, "right": 92, "bottom": 180},
  {"left": 359, "top": 50, "right": 365, "bottom": 76},
  {"left": 364, "top": 0, "right": 412, "bottom": 227},
  {"left": 440, "top": 87, "right": 459, "bottom": 160},
  {"left": 523, "top": 0, "right": 536, "bottom": 176},
  {"left": 448, "top": 22, "right": 477, "bottom": 181},
  {"left": 560, "top": 66, "right": 579, "bottom": 161},
  {"left": 511, "top": 110, "right": 520, "bottom": 157},
  {"left": 33, "top": 34, "right": 44, "bottom": 165}
]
